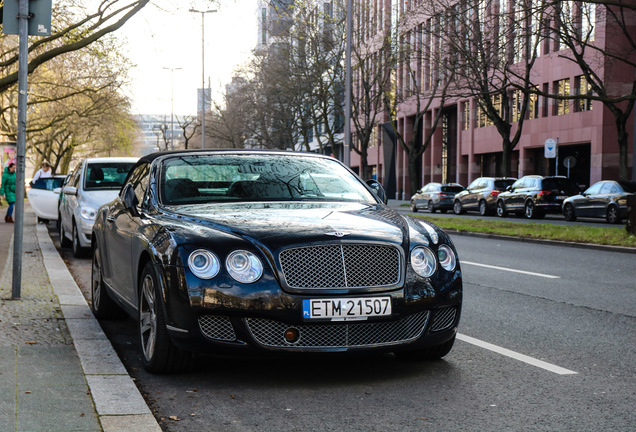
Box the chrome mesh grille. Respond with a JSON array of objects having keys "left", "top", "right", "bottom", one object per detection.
[
  {"left": 279, "top": 244, "right": 400, "bottom": 289},
  {"left": 245, "top": 311, "right": 429, "bottom": 349},
  {"left": 430, "top": 307, "right": 457, "bottom": 332},
  {"left": 198, "top": 315, "right": 236, "bottom": 341}
]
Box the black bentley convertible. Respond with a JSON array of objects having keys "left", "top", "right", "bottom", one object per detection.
[{"left": 91, "top": 150, "right": 463, "bottom": 373}]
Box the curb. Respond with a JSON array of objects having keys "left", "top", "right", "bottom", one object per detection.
[
  {"left": 445, "top": 229, "right": 636, "bottom": 254},
  {"left": 35, "top": 222, "right": 162, "bottom": 432}
]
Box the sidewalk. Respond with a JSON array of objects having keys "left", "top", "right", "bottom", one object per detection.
[{"left": 0, "top": 205, "right": 161, "bottom": 432}]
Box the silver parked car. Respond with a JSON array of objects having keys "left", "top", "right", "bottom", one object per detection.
[
  {"left": 410, "top": 183, "right": 465, "bottom": 213},
  {"left": 58, "top": 157, "right": 138, "bottom": 257}
]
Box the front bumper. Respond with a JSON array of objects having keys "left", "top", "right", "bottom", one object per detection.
[
  {"left": 77, "top": 217, "right": 94, "bottom": 247},
  {"left": 157, "top": 265, "right": 463, "bottom": 356}
]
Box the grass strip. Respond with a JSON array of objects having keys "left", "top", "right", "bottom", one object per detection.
[{"left": 410, "top": 214, "right": 636, "bottom": 248}]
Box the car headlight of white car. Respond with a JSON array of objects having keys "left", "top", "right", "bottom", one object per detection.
[{"left": 80, "top": 206, "right": 98, "bottom": 221}]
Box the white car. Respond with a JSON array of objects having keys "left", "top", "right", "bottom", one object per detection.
[
  {"left": 27, "top": 175, "right": 67, "bottom": 222},
  {"left": 59, "top": 157, "right": 138, "bottom": 257}
]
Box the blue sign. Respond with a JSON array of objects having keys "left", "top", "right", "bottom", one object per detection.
[{"left": 302, "top": 300, "right": 310, "bottom": 318}]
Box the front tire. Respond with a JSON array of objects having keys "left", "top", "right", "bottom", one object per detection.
[
  {"left": 139, "top": 261, "right": 193, "bottom": 374},
  {"left": 410, "top": 201, "right": 418, "bottom": 212},
  {"left": 606, "top": 205, "right": 621, "bottom": 224},
  {"left": 91, "top": 246, "right": 127, "bottom": 319},
  {"left": 453, "top": 200, "right": 465, "bottom": 215},
  {"left": 395, "top": 335, "right": 456, "bottom": 360},
  {"left": 563, "top": 204, "right": 577, "bottom": 221},
  {"left": 427, "top": 200, "right": 436, "bottom": 213}
]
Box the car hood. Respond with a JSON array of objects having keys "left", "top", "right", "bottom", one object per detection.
[
  {"left": 160, "top": 202, "right": 409, "bottom": 252},
  {"left": 81, "top": 189, "right": 120, "bottom": 208}
]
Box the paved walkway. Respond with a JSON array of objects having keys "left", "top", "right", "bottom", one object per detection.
[{"left": 0, "top": 205, "right": 161, "bottom": 432}]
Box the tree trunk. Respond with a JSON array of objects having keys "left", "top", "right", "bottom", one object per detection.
[
  {"left": 407, "top": 154, "right": 419, "bottom": 200},
  {"left": 360, "top": 148, "right": 369, "bottom": 180},
  {"left": 616, "top": 114, "right": 629, "bottom": 180},
  {"left": 501, "top": 140, "right": 512, "bottom": 177}
]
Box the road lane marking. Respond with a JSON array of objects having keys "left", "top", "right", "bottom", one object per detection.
[
  {"left": 461, "top": 261, "right": 560, "bottom": 279},
  {"left": 457, "top": 333, "right": 578, "bottom": 375}
]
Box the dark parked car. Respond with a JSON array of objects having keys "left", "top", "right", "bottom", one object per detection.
[
  {"left": 410, "top": 183, "right": 465, "bottom": 213},
  {"left": 562, "top": 180, "right": 636, "bottom": 224},
  {"left": 91, "top": 150, "right": 463, "bottom": 373},
  {"left": 453, "top": 177, "right": 516, "bottom": 216},
  {"left": 496, "top": 175, "right": 579, "bottom": 219}
]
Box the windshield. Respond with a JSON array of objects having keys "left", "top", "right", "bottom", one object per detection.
[
  {"left": 159, "top": 154, "right": 377, "bottom": 205},
  {"left": 84, "top": 163, "right": 136, "bottom": 190}
]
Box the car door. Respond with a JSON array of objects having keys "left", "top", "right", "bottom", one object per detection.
[
  {"left": 103, "top": 163, "right": 150, "bottom": 305},
  {"left": 418, "top": 185, "right": 430, "bottom": 207},
  {"left": 506, "top": 178, "right": 526, "bottom": 210},
  {"left": 593, "top": 182, "right": 615, "bottom": 217},
  {"left": 63, "top": 164, "right": 83, "bottom": 235},
  {"left": 462, "top": 179, "right": 480, "bottom": 209},
  {"left": 470, "top": 179, "right": 488, "bottom": 209},
  {"left": 27, "top": 178, "right": 61, "bottom": 220},
  {"left": 574, "top": 182, "right": 599, "bottom": 217}
]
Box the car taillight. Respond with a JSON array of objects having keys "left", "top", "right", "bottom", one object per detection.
[
  {"left": 439, "top": 193, "right": 448, "bottom": 198},
  {"left": 537, "top": 190, "right": 552, "bottom": 197},
  {"left": 490, "top": 190, "right": 501, "bottom": 197}
]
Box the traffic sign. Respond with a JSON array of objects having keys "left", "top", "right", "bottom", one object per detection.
[
  {"left": 563, "top": 156, "right": 577, "bottom": 169},
  {"left": 544, "top": 138, "right": 557, "bottom": 158},
  {"left": 3, "top": 0, "right": 52, "bottom": 36}
]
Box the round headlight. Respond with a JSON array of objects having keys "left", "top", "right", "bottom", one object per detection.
[
  {"left": 438, "top": 244, "right": 456, "bottom": 272},
  {"left": 410, "top": 246, "right": 436, "bottom": 278},
  {"left": 226, "top": 250, "right": 263, "bottom": 284},
  {"left": 188, "top": 249, "right": 220, "bottom": 279},
  {"left": 80, "top": 206, "right": 97, "bottom": 221}
]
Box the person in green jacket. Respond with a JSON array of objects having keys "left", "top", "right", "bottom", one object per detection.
[{"left": 1, "top": 163, "right": 16, "bottom": 223}]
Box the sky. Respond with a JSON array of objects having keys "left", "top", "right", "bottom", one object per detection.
[{"left": 117, "top": 0, "right": 257, "bottom": 116}]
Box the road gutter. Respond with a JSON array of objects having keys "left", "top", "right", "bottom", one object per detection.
[{"left": 35, "top": 222, "right": 161, "bottom": 432}]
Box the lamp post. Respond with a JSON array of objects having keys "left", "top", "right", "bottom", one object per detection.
[
  {"left": 189, "top": 8, "right": 217, "bottom": 149},
  {"left": 163, "top": 67, "right": 182, "bottom": 150},
  {"left": 344, "top": 0, "right": 352, "bottom": 168}
]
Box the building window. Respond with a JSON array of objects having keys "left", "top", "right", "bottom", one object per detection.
[
  {"left": 579, "top": 2, "right": 595, "bottom": 42},
  {"left": 542, "top": 83, "right": 549, "bottom": 117},
  {"left": 577, "top": 75, "right": 593, "bottom": 111},
  {"left": 555, "top": 79, "right": 570, "bottom": 115},
  {"left": 477, "top": 95, "right": 501, "bottom": 128},
  {"left": 369, "top": 125, "right": 378, "bottom": 148},
  {"left": 462, "top": 101, "right": 470, "bottom": 130}
]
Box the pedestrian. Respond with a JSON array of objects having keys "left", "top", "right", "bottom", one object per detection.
[
  {"left": 1, "top": 162, "right": 16, "bottom": 223},
  {"left": 32, "top": 161, "right": 52, "bottom": 184}
]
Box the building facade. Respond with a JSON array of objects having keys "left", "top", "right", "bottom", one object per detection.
[{"left": 350, "top": 0, "right": 635, "bottom": 199}]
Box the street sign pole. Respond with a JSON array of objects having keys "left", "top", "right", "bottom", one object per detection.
[
  {"left": 12, "top": 0, "right": 30, "bottom": 300},
  {"left": 555, "top": 138, "right": 559, "bottom": 176}
]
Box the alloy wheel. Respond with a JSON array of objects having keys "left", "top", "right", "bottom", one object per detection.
[
  {"left": 607, "top": 206, "right": 620, "bottom": 224},
  {"left": 91, "top": 249, "right": 101, "bottom": 311},
  {"left": 410, "top": 201, "right": 417, "bottom": 212},
  {"left": 453, "top": 201, "right": 462, "bottom": 215},
  {"left": 564, "top": 204, "right": 576, "bottom": 221},
  {"left": 479, "top": 200, "right": 487, "bottom": 216},
  {"left": 428, "top": 200, "right": 436, "bottom": 213},
  {"left": 139, "top": 274, "right": 158, "bottom": 362},
  {"left": 525, "top": 201, "right": 535, "bottom": 219},
  {"left": 496, "top": 201, "right": 506, "bottom": 217}
]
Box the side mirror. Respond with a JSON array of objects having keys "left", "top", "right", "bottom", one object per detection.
[
  {"left": 53, "top": 187, "right": 62, "bottom": 194},
  {"left": 506, "top": 185, "right": 512, "bottom": 192},
  {"left": 63, "top": 186, "right": 77, "bottom": 196},
  {"left": 366, "top": 180, "right": 388, "bottom": 204},
  {"left": 121, "top": 184, "right": 139, "bottom": 215}
]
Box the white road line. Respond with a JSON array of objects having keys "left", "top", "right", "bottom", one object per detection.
[
  {"left": 462, "top": 261, "right": 560, "bottom": 279},
  {"left": 457, "top": 333, "right": 578, "bottom": 375}
]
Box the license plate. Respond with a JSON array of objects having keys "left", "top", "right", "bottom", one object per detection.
[
  {"left": 303, "top": 297, "right": 392, "bottom": 321},
  {"left": 557, "top": 196, "right": 567, "bottom": 200}
]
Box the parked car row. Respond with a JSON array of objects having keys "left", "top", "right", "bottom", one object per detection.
[{"left": 410, "top": 176, "right": 636, "bottom": 224}]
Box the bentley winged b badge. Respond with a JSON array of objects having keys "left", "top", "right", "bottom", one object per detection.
[{"left": 324, "top": 231, "right": 351, "bottom": 238}]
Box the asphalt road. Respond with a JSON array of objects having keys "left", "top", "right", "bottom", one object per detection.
[{"left": 48, "top": 224, "right": 636, "bottom": 431}]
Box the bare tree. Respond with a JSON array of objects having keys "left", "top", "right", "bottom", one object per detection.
[
  {"left": 543, "top": 1, "right": 636, "bottom": 179},
  {"left": 176, "top": 114, "right": 200, "bottom": 150}
]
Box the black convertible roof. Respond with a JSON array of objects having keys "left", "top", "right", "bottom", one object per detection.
[{"left": 137, "top": 148, "right": 328, "bottom": 165}]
